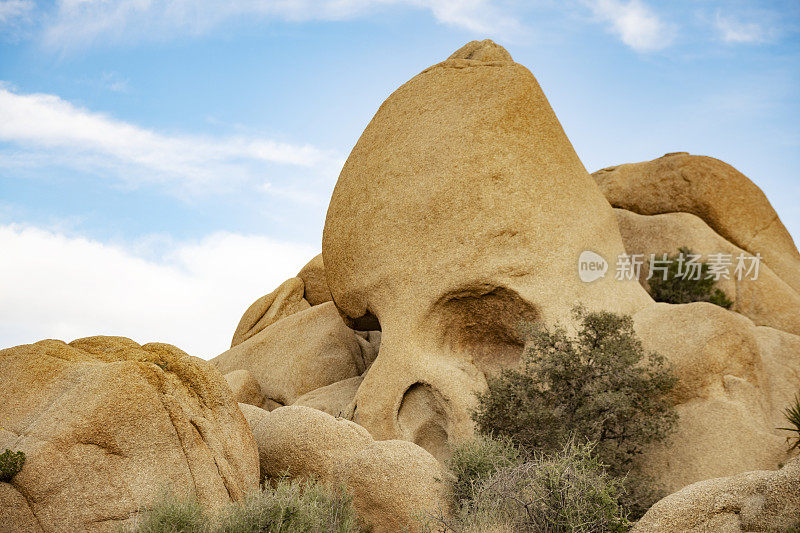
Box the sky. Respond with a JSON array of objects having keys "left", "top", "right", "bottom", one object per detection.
[{"left": 0, "top": 0, "right": 798, "bottom": 358}]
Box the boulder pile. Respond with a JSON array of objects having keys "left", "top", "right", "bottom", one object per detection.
[
  {"left": 2, "top": 40, "right": 799, "bottom": 531},
  {"left": 0, "top": 336, "right": 259, "bottom": 532}
]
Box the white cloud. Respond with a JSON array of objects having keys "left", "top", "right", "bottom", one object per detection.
[
  {"left": 715, "top": 13, "right": 770, "bottom": 44},
  {"left": 0, "top": 224, "right": 317, "bottom": 358},
  {"left": 0, "top": 0, "right": 33, "bottom": 24},
  {"left": 586, "top": 0, "right": 673, "bottom": 52},
  {"left": 0, "top": 85, "right": 343, "bottom": 195},
  {"left": 40, "top": 0, "right": 521, "bottom": 50}
]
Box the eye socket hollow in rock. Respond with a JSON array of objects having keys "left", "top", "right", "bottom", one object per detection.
[
  {"left": 397, "top": 382, "right": 450, "bottom": 462},
  {"left": 431, "top": 284, "right": 538, "bottom": 373}
]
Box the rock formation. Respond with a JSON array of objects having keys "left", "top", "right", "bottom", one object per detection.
[
  {"left": 321, "top": 38, "right": 651, "bottom": 459},
  {"left": 614, "top": 208, "right": 800, "bottom": 336},
  {"left": 230, "top": 277, "right": 310, "bottom": 348},
  {"left": 213, "top": 302, "right": 377, "bottom": 410},
  {"left": 240, "top": 405, "right": 452, "bottom": 532},
  {"left": 224, "top": 369, "right": 266, "bottom": 407},
  {"left": 633, "top": 456, "right": 800, "bottom": 532},
  {"left": 297, "top": 253, "right": 333, "bottom": 306},
  {"left": 630, "top": 302, "right": 799, "bottom": 492},
  {"left": 594, "top": 152, "right": 800, "bottom": 295},
  {"left": 0, "top": 336, "right": 259, "bottom": 532},
  {"left": 4, "top": 39, "right": 800, "bottom": 533}
]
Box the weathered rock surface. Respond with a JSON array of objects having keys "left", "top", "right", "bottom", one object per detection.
[
  {"left": 0, "top": 336, "right": 259, "bottom": 532},
  {"left": 594, "top": 153, "right": 800, "bottom": 295},
  {"left": 633, "top": 457, "right": 800, "bottom": 532},
  {"left": 213, "top": 302, "right": 377, "bottom": 410},
  {"left": 297, "top": 254, "right": 333, "bottom": 306},
  {"left": 615, "top": 208, "right": 800, "bottom": 336},
  {"left": 241, "top": 405, "right": 452, "bottom": 532},
  {"left": 224, "top": 369, "right": 266, "bottom": 407},
  {"left": 230, "top": 277, "right": 310, "bottom": 348},
  {"left": 632, "top": 302, "right": 799, "bottom": 492},
  {"left": 322, "top": 39, "right": 650, "bottom": 458},
  {"left": 292, "top": 376, "right": 363, "bottom": 417}
]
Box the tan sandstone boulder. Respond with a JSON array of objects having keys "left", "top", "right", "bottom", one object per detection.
[
  {"left": 631, "top": 303, "right": 799, "bottom": 492},
  {"left": 0, "top": 336, "right": 259, "bottom": 533},
  {"left": 230, "top": 277, "right": 310, "bottom": 348},
  {"left": 633, "top": 457, "right": 800, "bottom": 532},
  {"left": 213, "top": 302, "right": 377, "bottom": 410},
  {"left": 292, "top": 376, "right": 363, "bottom": 417},
  {"left": 322, "top": 39, "right": 651, "bottom": 457},
  {"left": 241, "top": 405, "right": 452, "bottom": 532},
  {"left": 614, "top": 208, "right": 800, "bottom": 336},
  {"left": 593, "top": 152, "right": 800, "bottom": 295},
  {"left": 224, "top": 369, "right": 266, "bottom": 407},
  {"left": 297, "top": 254, "right": 333, "bottom": 306}
]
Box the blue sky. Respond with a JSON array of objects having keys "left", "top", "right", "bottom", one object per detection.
[{"left": 0, "top": 0, "right": 798, "bottom": 357}]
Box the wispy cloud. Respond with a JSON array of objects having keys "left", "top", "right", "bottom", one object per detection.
[
  {"left": 0, "top": 85, "right": 343, "bottom": 196},
  {"left": 0, "top": 0, "right": 32, "bottom": 24},
  {"left": 715, "top": 12, "right": 771, "bottom": 44},
  {"left": 0, "top": 223, "right": 317, "bottom": 357},
  {"left": 585, "top": 0, "right": 673, "bottom": 52},
  {"left": 40, "top": 0, "right": 522, "bottom": 51}
]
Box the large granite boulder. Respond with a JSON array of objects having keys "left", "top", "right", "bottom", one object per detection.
[
  {"left": 614, "top": 208, "right": 800, "bottom": 336},
  {"left": 633, "top": 457, "right": 800, "bottom": 532},
  {"left": 0, "top": 336, "right": 259, "bottom": 532},
  {"left": 322, "top": 39, "right": 650, "bottom": 458},
  {"left": 594, "top": 152, "right": 800, "bottom": 295},
  {"left": 213, "top": 302, "right": 377, "bottom": 410},
  {"left": 230, "top": 277, "right": 310, "bottom": 348},
  {"left": 240, "top": 405, "right": 452, "bottom": 532}
]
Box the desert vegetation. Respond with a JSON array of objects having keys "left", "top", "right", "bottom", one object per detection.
[
  {"left": 0, "top": 449, "right": 25, "bottom": 482},
  {"left": 779, "top": 393, "right": 800, "bottom": 452},
  {"left": 457, "top": 308, "right": 679, "bottom": 524},
  {"left": 126, "top": 478, "right": 361, "bottom": 533},
  {"left": 431, "top": 438, "right": 630, "bottom": 532},
  {"left": 646, "top": 247, "right": 733, "bottom": 308}
]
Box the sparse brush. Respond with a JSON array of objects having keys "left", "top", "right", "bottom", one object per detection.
[
  {"left": 126, "top": 489, "right": 205, "bottom": 533},
  {"left": 431, "top": 439, "right": 630, "bottom": 533},
  {"left": 0, "top": 449, "right": 25, "bottom": 483},
  {"left": 125, "top": 478, "right": 361, "bottom": 533},
  {"left": 446, "top": 435, "right": 522, "bottom": 512},
  {"left": 778, "top": 393, "right": 800, "bottom": 452},
  {"left": 216, "top": 478, "right": 359, "bottom": 533}
]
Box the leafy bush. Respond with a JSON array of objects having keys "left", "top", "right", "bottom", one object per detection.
[
  {"left": 473, "top": 307, "right": 678, "bottom": 475},
  {"left": 0, "top": 449, "right": 25, "bottom": 482},
  {"left": 778, "top": 392, "right": 800, "bottom": 452},
  {"left": 431, "top": 439, "right": 630, "bottom": 533},
  {"left": 126, "top": 478, "right": 361, "bottom": 533},
  {"left": 446, "top": 435, "right": 521, "bottom": 511},
  {"left": 646, "top": 247, "right": 733, "bottom": 308},
  {"left": 471, "top": 308, "right": 678, "bottom": 518}
]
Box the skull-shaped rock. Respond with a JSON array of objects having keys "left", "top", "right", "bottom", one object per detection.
[{"left": 322, "top": 40, "right": 651, "bottom": 459}]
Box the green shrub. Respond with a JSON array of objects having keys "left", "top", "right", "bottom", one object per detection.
[
  {"left": 0, "top": 449, "right": 25, "bottom": 482},
  {"left": 471, "top": 307, "right": 677, "bottom": 518},
  {"left": 446, "top": 435, "right": 522, "bottom": 510},
  {"left": 126, "top": 479, "right": 361, "bottom": 533},
  {"left": 778, "top": 392, "right": 800, "bottom": 452},
  {"left": 473, "top": 307, "right": 678, "bottom": 474},
  {"left": 646, "top": 247, "right": 733, "bottom": 308},
  {"left": 432, "top": 439, "right": 630, "bottom": 533}
]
